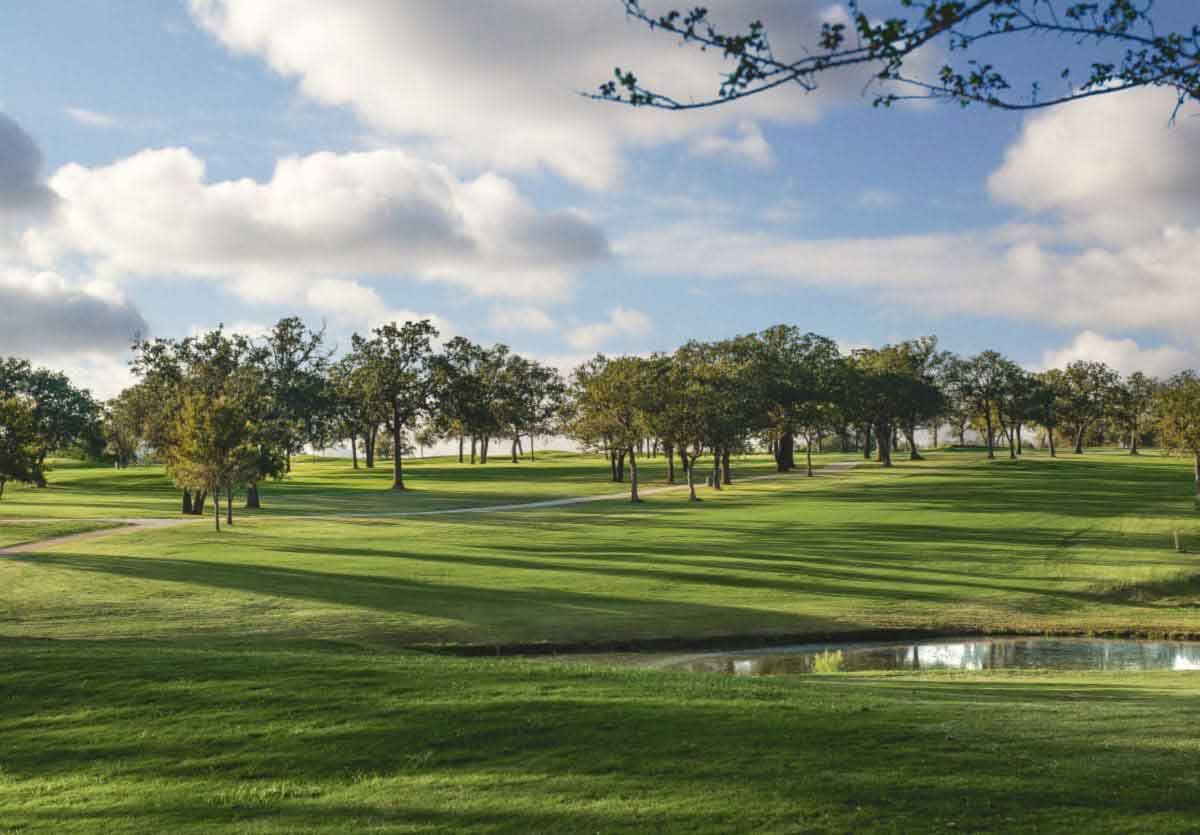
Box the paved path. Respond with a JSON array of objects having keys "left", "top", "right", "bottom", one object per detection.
[{"left": 0, "top": 461, "right": 860, "bottom": 553}]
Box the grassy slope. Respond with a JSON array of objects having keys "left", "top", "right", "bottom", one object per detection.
[
  {"left": 4, "top": 643, "right": 1200, "bottom": 833},
  {"left": 4, "top": 450, "right": 1200, "bottom": 645},
  {"left": 0, "top": 520, "right": 119, "bottom": 549},
  {"left": 0, "top": 450, "right": 787, "bottom": 519},
  {"left": 5, "top": 449, "right": 1200, "bottom": 831}
]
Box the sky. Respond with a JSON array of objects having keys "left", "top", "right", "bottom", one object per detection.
[{"left": 1, "top": 0, "right": 1198, "bottom": 399}]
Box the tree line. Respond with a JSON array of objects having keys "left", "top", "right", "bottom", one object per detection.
[{"left": 5, "top": 319, "right": 1200, "bottom": 524}]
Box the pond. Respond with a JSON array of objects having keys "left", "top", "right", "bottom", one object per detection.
[{"left": 643, "top": 637, "right": 1200, "bottom": 675}]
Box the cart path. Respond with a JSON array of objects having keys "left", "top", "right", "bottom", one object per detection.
[{"left": 0, "top": 461, "right": 860, "bottom": 553}]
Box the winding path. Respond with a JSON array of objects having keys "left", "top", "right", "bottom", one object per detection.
[{"left": 0, "top": 460, "right": 860, "bottom": 554}]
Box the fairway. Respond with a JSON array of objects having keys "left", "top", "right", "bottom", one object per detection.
[{"left": 4, "top": 450, "right": 1200, "bottom": 831}]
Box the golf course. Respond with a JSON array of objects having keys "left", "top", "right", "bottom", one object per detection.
[{"left": 4, "top": 448, "right": 1200, "bottom": 832}]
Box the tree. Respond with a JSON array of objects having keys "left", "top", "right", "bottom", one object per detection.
[
  {"left": 954, "top": 350, "right": 1011, "bottom": 459},
  {"left": 1028, "top": 371, "right": 1065, "bottom": 456},
  {"left": 887, "top": 336, "right": 948, "bottom": 461},
  {"left": 0, "top": 357, "right": 103, "bottom": 469},
  {"left": 568, "top": 355, "right": 656, "bottom": 502},
  {"left": 257, "top": 317, "right": 333, "bottom": 473},
  {"left": 598, "top": 1, "right": 1200, "bottom": 116},
  {"left": 168, "top": 388, "right": 261, "bottom": 531},
  {"left": 0, "top": 396, "right": 42, "bottom": 500},
  {"left": 996, "top": 360, "right": 1036, "bottom": 459},
  {"left": 104, "top": 385, "right": 150, "bottom": 468},
  {"left": 351, "top": 320, "right": 438, "bottom": 491},
  {"left": 848, "top": 342, "right": 942, "bottom": 467},
  {"left": 1156, "top": 371, "right": 1200, "bottom": 506},
  {"left": 1113, "top": 371, "right": 1158, "bottom": 455},
  {"left": 1058, "top": 360, "right": 1119, "bottom": 454}
]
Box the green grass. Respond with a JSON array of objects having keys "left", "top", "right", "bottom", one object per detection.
[
  {"left": 0, "top": 519, "right": 119, "bottom": 549},
  {"left": 0, "top": 449, "right": 790, "bottom": 519},
  {"left": 5, "top": 448, "right": 1200, "bottom": 831},
  {"left": 4, "top": 642, "right": 1200, "bottom": 833}
]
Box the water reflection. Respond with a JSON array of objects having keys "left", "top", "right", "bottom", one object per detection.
[{"left": 663, "top": 638, "right": 1200, "bottom": 676}]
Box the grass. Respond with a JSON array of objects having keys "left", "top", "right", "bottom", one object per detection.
[
  {"left": 0, "top": 519, "right": 119, "bottom": 549},
  {"left": 0, "top": 449, "right": 790, "bottom": 520},
  {"left": 4, "top": 642, "right": 1200, "bottom": 833},
  {"left": 5, "top": 447, "right": 1200, "bottom": 830}
]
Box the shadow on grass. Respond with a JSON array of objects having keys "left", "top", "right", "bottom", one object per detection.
[{"left": 3, "top": 640, "right": 1200, "bottom": 830}]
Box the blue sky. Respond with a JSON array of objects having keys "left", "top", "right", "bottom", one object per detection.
[{"left": 1, "top": 1, "right": 1198, "bottom": 396}]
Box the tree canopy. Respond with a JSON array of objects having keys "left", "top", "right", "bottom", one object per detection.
[{"left": 597, "top": 1, "right": 1200, "bottom": 116}]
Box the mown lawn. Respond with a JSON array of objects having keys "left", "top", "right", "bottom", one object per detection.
[
  {"left": 4, "top": 448, "right": 1200, "bottom": 831},
  {"left": 0, "top": 519, "right": 119, "bottom": 549},
  {"left": 3, "top": 642, "right": 1200, "bottom": 833},
  {"left": 0, "top": 450, "right": 789, "bottom": 520}
]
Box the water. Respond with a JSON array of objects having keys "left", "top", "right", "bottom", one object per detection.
[{"left": 652, "top": 637, "right": 1200, "bottom": 675}]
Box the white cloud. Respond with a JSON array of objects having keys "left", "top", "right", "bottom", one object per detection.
[
  {"left": 989, "top": 87, "right": 1200, "bottom": 246},
  {"left": 690, "top": 122, "right": 774, "bottom": 168},
  {"left": 190, "top": 1, "right": 923, "bottom": 189},
  {"left": 621, "top": 88, "right": 1200, "bottom": 343},
  {"left": 1039, "top": 331, "right": 1194, "bottom": 378},
  {"left": 0, "top": 266, "right": 147, "bottom": 356},
  {"left": 566, "top": 306, "right": 652, "bottom": 351},
  {"left": 0, "top": 266, "right": 148, "bottom": 398},
  {"left": 64, "top": 107, "right": 116, "bottom": 128},
  {"left": 489, "top": 305, "right": 556, "bottom": 334},
  {"left": 32, "top": 146, "right": 607, "bottom": 301}
]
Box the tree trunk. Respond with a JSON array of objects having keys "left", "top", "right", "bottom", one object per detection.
[
  {"left": 932, "top": 423, "right": 939, "bottom": 448},
  {"left": 481, "top": 436, "right": 490, "bottom": 464},
  {"left": 665, "top": 442, "right": 676, "bottom": 484},
  {"left": 1006, "top": 421, "right": 1016, "bottom": 459},
  {"left": 529, "top": 435, "right": 535, "bottom": 462},
  {"left": 1074, "top": 425, "right": 1086, "bottom": 455},
  {"left": 213, "top": 489, "right": 220, "bottom": 532},
  {"left": 875, "top": 421, "right": 893, "bottom": 467},
  {"left": 226, "top": 487, "right": 234, "bottom": 526},
  {"left": 1016, "top": 424, "right": 1023, "bottom": 455},
  {"left": 617, "top": 450, "right": 626, "bottom": 482},
  {"left": 776, "top": 431, "right": 795, "bottom": 472},
  {"left": 1130, "top": 428, "right": 1140, "bottom": 456},
  {"left": 1048, "top": 425, "right": 1057, "bottom": 457},
  {"left": 610, "top": 448, "right": 618, "bottom": 481},
  {"left": 1194, "top": 453, "right": 1200, "bottom": 506},
  {"left": 471, "top": 435, "right": 477, "bottom": 465},
  {"left": 458, "top": 435, "right": 464, "bottom": 463},
  {"left": 629, "top": 447, "right": 640, "bottom": 502},
  {"left": 245, "top": 483, "right": 261, "bottom": 509},
  {"left": 711, "top": 450, "right": 722, "bottom": 490},
  {"left": 351, "top": 434, "right": 359, "bottom": 469},
  {"left": 862, "top": 425, "right": 873, "bottom": 460},
  {"left": 678, "top": 446, "right": 688, "bottom": 474},
  {"left": 182, "top": 489, "right": 192, "bottom": 515},
  {"left": 721, "top": 449, "right": 732, "bottom": 485},
  {"left": 392, "top": 410, "right": 406, "bottom": 490},
  {"left": 806, "top": 438, "right": 814, "bottom": 476},
  {"left": 366, "top": 426, "right": 376, "bottom": 468},
  {"left": 285, "top": 450, "right": 291, "bottom": 473},
  {"left": 511, "top": 437, "right": 519, "bottom": 463},
  {"left": 985, "top": 414, "right": 995, "bottom": 459},
  {"left": 958, "top": 422, "right": 966, "bottom": 447},
  {"left": 687, "top": 453, "right": 700, "bottom": 501},
  {"left": 193, "top": 490, "right": 207, "bottom": 516},
  {"left": 905, "top": 426, "right": 923, "bottom": 461}
]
